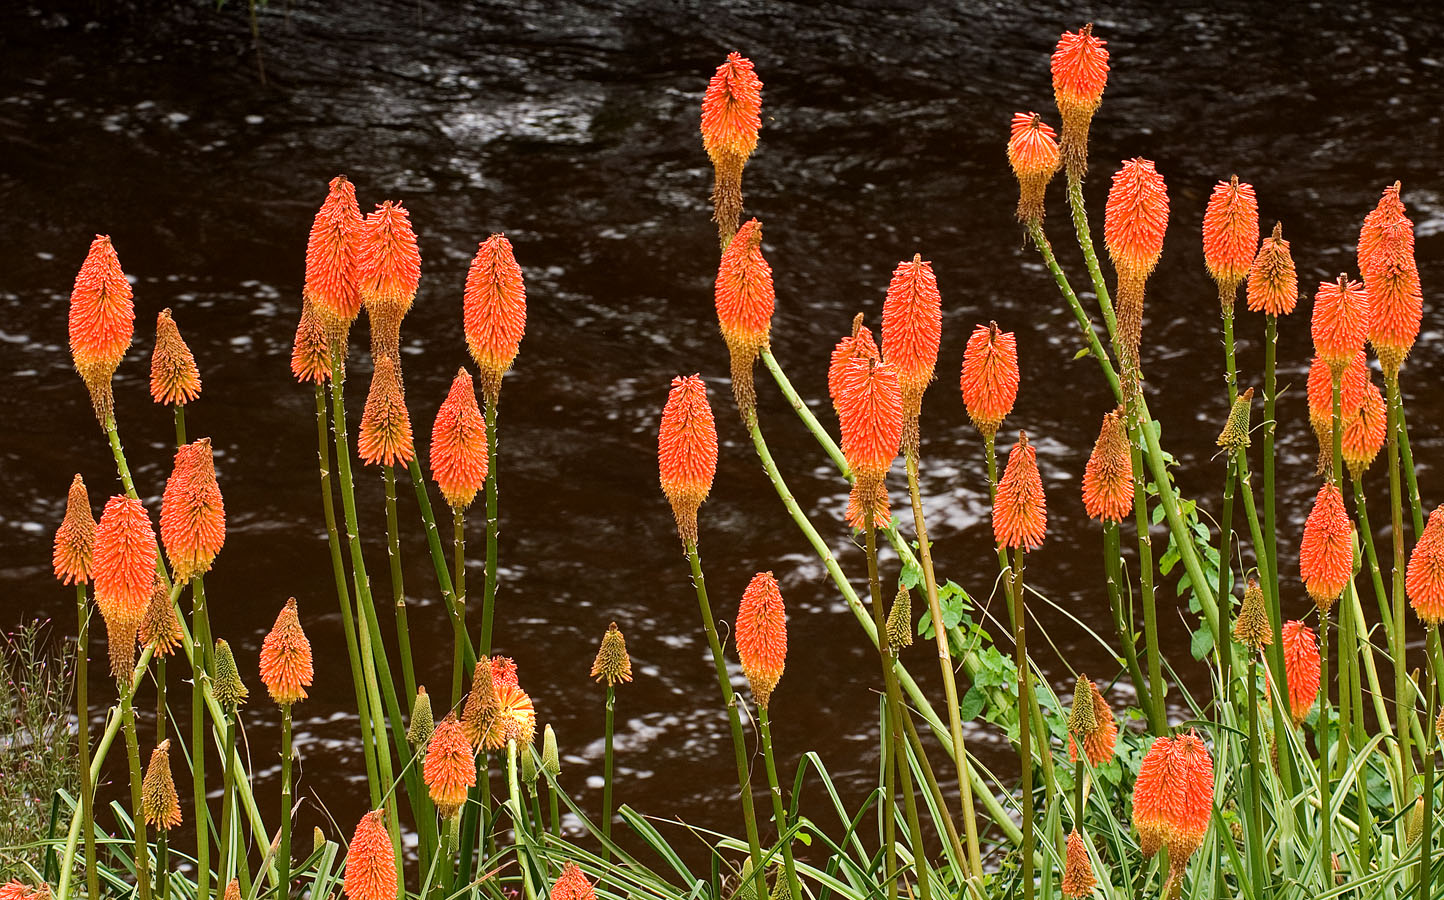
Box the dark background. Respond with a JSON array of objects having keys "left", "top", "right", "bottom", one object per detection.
[{"left": 2, "top": 0, "right": 1440, "bottom": 868}]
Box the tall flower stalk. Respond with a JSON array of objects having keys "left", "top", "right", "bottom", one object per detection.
[{"left": 590, "top": 623, "right": 632, "bottom": 861}]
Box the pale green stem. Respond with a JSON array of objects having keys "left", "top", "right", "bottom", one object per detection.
[{"left": 758, "top": 706, "right": 802, "bottom": 900}]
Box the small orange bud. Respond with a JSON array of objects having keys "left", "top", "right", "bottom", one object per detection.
[
  {"left": 1246, "top": 222, "right": 1298, "bottom": 316},
  {"left": 343, "top": 810, "right": 396, "bottom": 900},
  {"left": 1007, "top": 112, "right": 1060, "bottom": 222},
  {"left": 94, "top": 495, "right": 158, "bottom": 677},
  {"left": 1202, "top": 176, "right": 1259, "bottom": 303},
  {"left": 68, "top": 235, "right": 135, "bottom": 420},
  {"left": 291, "top": 298, "right": 333, "bottom": 384},
  {"left": 1081, "top": 407, "right": 1132, "bottom": 523},
  {"left": 53, "top": 474, "right": 96, "bottom": 586},
  {"left": 714, "top": 218, "right": 774, "bottom": 421},
  {"left": 150, "top": 309, "right": 201, "bottom": 407},
  {"left": 837, "top": 359, "right": 904, "bottom": 530},
  {"left": 881, "top": 254, "right": 943, "bottom": 453},
  {"left": 305, "top": 176, "right": 364, "bottom": 327},
  {"left": 1051, "top": 25, "right": 1109, "bottom": 179},
  {"left": 142, "top": 739, "right": 182, "bottom": 830},
  {"left": 430, "top": 368, "right": 489, "bottom": 510},
  {"left": 1105, "top": 159, "right": 1169, "bottom": 379},
  {"left": 1280, "top": 620, "right": 1320, "bottom": 726},
  {"left": 549, "top": 863, "right": 598, "bottom": 900},
  {"left": 1406, "top": 508, "right": 1444, "bottom": 627},
  {"left": 423, "top": 713, "right": 475, "bottom": 819},
  {"left": 828, "top": 314, "right": 880, "bottom": 415},
  {"left": 358, "top": 201, "right": 421, "bottom": 355},
  {"left": 463, "top": 234, "right": 527, "bottom": 405},
  {"left": 160, "top": 439, "right": 226, "bottom": 582},
  {"left": 701, "top": 52, "right": 763, "bottom": 246},
  {"left": 993, "top": 431, "right": 1047, "bottom": 551},
  {"left": 1299, "top": 482, "right": 1352, "bottom": 611},
  {"left": 259, "top": 598, "right": 314, "bottom": 706},
  {"left": 1311, "top": 275, "right": 1370, "bottom": 373},
  {"left": 658, "top": 375, "right": 718, "bottom": 546},
  {"left": 358, "top": 354, "right": 415, "bottom": 468},
  {"left": 960, "top": 322, "right": 1019, "bottom": 441},
  {"left": 736, "top": 572, "right": 787, "bottom": 709}
]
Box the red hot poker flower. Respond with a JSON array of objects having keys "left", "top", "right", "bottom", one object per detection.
[
  {"left": 1067, "top": 679, "right": 1117, "bottom": 765},
  {"left": 431, "top": 368, "right": 489, "bottom": 510},
  {"left": 160, "top": 439, "right": 226, "bottom": 582},
  {"left": 1406, "top": 507, "right": 1444, "bottom": 627},
  {"left": 150, "top": 309, "right": 201, "bottom": 406},
  {"left": 1311, "top": 275, "right": 1371, "bottom": 373},
  {"left": 259, "top": 598, "right": 314, "bottom": 706},
  {"left": 1201, "top": 176, "right": 1260, "bottom": 302},
  {"left": 69, "top": 235, "right": 135, "bottom": 420},
  {"left": 54, "top": 474, "right": 96, "bottom": 585},
  {"left": 736, "top": 571, "right": 787, "bottom": 709},
  {"left": 960, "top": 322, "right": 1020, "bottom": 441},
  {"left": 1358, "top": 182, "right": 1411, "bottom": 280},
  {"left": 1246, "top": 222, "right": 1298, "bottom": 316},
  {"left": 1081, "top": 407, "right": 1132, "bottom": 523},
  {"left": 1104, "top": 159, "right": 1169, "bottom": 377},
  {"left": 463, "top": 234, "right": 528, "bottom": 405},
  {"left": 1280, "top": 620, "right": 1320, "bottom": 725},
  {"left": 1051, "top": 25, "right": 1109, "bottom": 179},
  {"left": 1359, "top": 183, "right": 1422, "bottom": 377},
  {"left": 358, "top": 201, "right": 421, "bottom": 355},
  {"left": 658, "top": 374, "right": 718, "bottom": 546},
  {"left": 291, "top": 298, "right": 333, "bottom": 385},
  {"left": 483, "top": 681, "right": 537, "bottom": 751},
  {"left": 1306, "top": 352, "right": 1373, "bottom": 471},
  {"left": 423, "top": 713, "right": 475, "bottom": 819},
  {"left": 828, "top": 313, "right": 879, "bottom": 415},
  {"left": 881, "top": 253, "right": 943, "bottom": 453},
  {"left": 305, "top": 175, "right": 364, "bottom": 327},
  {"left": 343, "top": 810, "right": 396, "bottom": 900},
  {"left": 1132, "top": 732, "right": 1214, "bottom": 861},
  {"left": 714, "top": 218, "right": 775, "bottom": 421},
  {"left": 994, "top": 431, "right": 1047, "bottom": 551},
  {"left": 1060, "top": 828, "right": 1096, "bottom": 898},
  {"left": 139, "top": 573, "right": 184, "bottom": 656},
  {"left": 93, "top": 495, "right": 158, "bottom": 677},
  {"left": 358, "top": 354, "right": 415, "bottom": 468},
  {"left": 837, "top": 359, "right": 904, "bottom": 530},
  {"left": 1007, "top": 112, "right": 1060, "bottom": 223},
  {"left": 550, "top": 863, "right": 598, "bottom": 900},
  {"left": 0, "top": 882, "right": 46, "bottom": 900},
  {"left": 700, "top": 52, "right": 763, "bottom": 245},
  {"left": 1299, "top": 482, "right": 1352, "bottom": 611},
  {"left": 1341, "top": 377, "right": 1387, "bottom": 479}
]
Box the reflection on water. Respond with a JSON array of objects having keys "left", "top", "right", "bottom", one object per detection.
[{"left": 2, "top": 0, "right": 1440, "bottom": 861}]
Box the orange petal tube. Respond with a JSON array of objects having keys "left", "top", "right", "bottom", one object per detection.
[
  {"left": 423, "top": 713, "right": 475, "bottom": 819},
  {"left": 69, "top": 235, "right": 135, "bottom": 421},
  {"left": 1406, "top": 508, "right": 1444, "bottom": 627},
  {"left": 1299, "top": 482, "right": 1353, "bottom": 611},
  {"left": 549, "top": 863, "right": 598, "bottom": 900},
  {"left": 150, "top": 309, "right": 202, "bottom": 406},
  {"left": 431, "top": 368, "right": 489, "bottom": 510},
  {"left": 700, "top": 52, "right": 763, "bottom": 246},
  {"left": 342, "top": 810, "right": 396, "bottom": 900},
  {"left": 160, "top": 438, "right": 226, "bottom": 582},
  {"left": 658, "top": 374, "right": 718, "bottom": 546},
  {"left": 358, "top": 354, "right": 415, "bottom": 468},
  {"left": 1280, "top": 620, "right": 1321, "bottom": 725},
  {"left": 259, "top": 598, "right": 314, "bottom": 706},
  {"left": 1007, "top": 112, "right": 1060, "bottom": 223},
  {"left": 736, "top": 571, "right": 787, "bottom": 709},
  {"left": 1246, "top": 222, "right": 1298, "bottom": 316},
  {"left": 1310, "top": 275, "right": 1370, "bottom": 374},
  {"left": 837, "top": 359, "right": 904, "bottom": 530},
  {"left": 1104, "top": 158, "right": 1169, "bottom": 380},
  {"left": 1131, "top": 731, "right": 1214, "bottom": 862},
  {"left": 463, "top": 234, "right": 528, "bottom": 405},
  {"left": 291, "top": 297, "right": 333, "bottom": 385},
  {"left": 881, "top": 253, "right": 942, "bottom": 454},
  {"left": 960, "top": 322, "right": 1019, "bottom": 441},
  {"left": 993, "top": 431, "right": 1047, "bottom": 551},
  {"left": 1066, "top": 680, "right": 1117, "bottom": 765},
  {"left": 1081, "top": 406, "right": 1132, "bottom": 523},
  {"left": 1050, "top": 25, "right": 1109, "bottom": 179},
  {"left": 714, "top": 218, "right": 774, "bottom": 421},
  {"left": 358, "top": 201, "right": 422, "bottom": 357},
  {"left": 53, "top": 474, "right": 96, "bottom": 586},
  {"left": 1201, "top": 176, "right": 1259, "bottom": 303},
  {"left": 828, "top": 313, "right": 879, "bottom": 416},
  {"left": 93, "top": 494, "right": 158, "bottom": 677},
  {"left": 1359, "top": 183, "right": 1422, "bottom": 377},
  {"left": 305, "top": 175, "right": 365, "bottom": 328}
]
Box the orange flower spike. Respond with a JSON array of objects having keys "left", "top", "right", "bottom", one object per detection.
[
  {"left": 828, "top": 313, "right": 879, "bottom": 415},
  {"left": 423, "top": 713, "right": 476, "bottom": 819},
  {"left": 491, "top": 655, "right": 520, "bottom": 691},
  {"left": 700, "top": 52, "right": 762, "bottom": 245},
  {"left": 291, "top": 298, "right": 333, "bottom": 385},
  {"left": 358, "top": 354, "right": 415, "bottom": 468},
  {"left": 736, "top": 571, "right": 787, "bottom": 709},
  {"left": 483, "top": 682, "right": 537, "bottom": 751},
  {"left": 1299, "top": 482, "right": 1353, "bottom": 611},
  {"left": 0, "top": 882, "right": 45, "bottom": 900},
  {"left": 259, "top": 598, "right": 314, "bottom": 706},
  {"left": 1166, "top": 731, "right": 1215, "bottom": 862},
  {"left": 1246, "top": 222, "right": 1299, "bottom": 316},
  {"left": 1132, "top": 736, "right": 1175, "bottom": 858},
  {"left": 358, "top": 201, "right": 422, "bottom": 353},
  {"left": 93, "top": 494, "right": 157, "bottom": 677},
  {"left": 1081, "top": 407, "right": 1132, "bottom": 523},
  {"left": 881, "top": 253, "right": 943, "bottom": 454},
  {"left": 550, "top": 863, "right": 598, "bottom": 900},
  {"left": 160, "top": 439, "right": 226, "bottom": 582},
  {"left": 1311, "top": 275, "right": 1371, "bottom": 373},
  {"left": 142, "top": 739, "right": 183, "bottom": 830},
  {"left": 993, "top": 431, "right": 1047, "bottom": 551},
  {"left": 1341, "top": 378, "right": 1386, "bottom": 478},
  {"left": 960, "top": 322, "right": 1020, "bottom": 441},
  {"left": 1067, "top": 680, "right": 1117, "bottom": 766},
  {"left": 1202, "top": 176, "right": 1260, "bottom": 304},
  {"left": 1050, "top": 24, "right": 1109, "bottom": 179},
  {"left": 837, "top": 359, "right": 904, "bottom": 530},
  {"left": 54, "top": 474, "right": 96, "bottom": 585},
  {"left": 1406, "top": 508, "right": 1444, "bottom": 627},
  {"left": 1358, "top": 182, "right": 1410, "bottom": 281},
  {"left": 1060, "top": 828, "right": 1096, "bottom": 898},
  {"left": 463, "top": 234, "right": 528, "bottom": 405},
  {"left": 1007, "top": 112, "right": 1060, "bottom": 223},
  {"left": 68, "top": 235, "right": 135, "bottom": 420},
  {"left": 1104, "top": 158, "right": 1169, "bottom": 375},
  {"left": 139, "top": 574, "right": 184, "bottom": 656},
  {"left": 342, "top": 810, "right": 396, "bottom": 900},
  {"left": 1360, "top": 183, "right": 1422, "bottom": 376},
  {"left": 305, "top": 175, "right": 365, "bottom": 325},
  {"left": 1281, "top": 620, "right": 1321, "bottom": 725},
  {"left": 431, "top": 368, "right": 489, "bottom": 510},
  {"left": 150, "top": 309, "right": 201, "bottom": 406},
  {"left": 658, "top": 374, "right": 718, "bottom": 546},
  {"left": 714, "top": 218, "right": 775, "bottom": 421}
]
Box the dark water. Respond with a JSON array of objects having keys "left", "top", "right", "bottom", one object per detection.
[{"left": 3, "top": 0, "right": 1441, "bottom": 869}]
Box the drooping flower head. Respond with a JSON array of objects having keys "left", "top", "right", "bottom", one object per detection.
[
  {"left": 160, "top": 438, "right": 226, "bottom": 582},
  {"left": 1082, "top": 406, "right": 1132, "bottom": 523},
  {"left": 1246, "top": 222, "right": 1298, "bottom": 316},
  {"left": 1007, "top": 112, "right": 1060, "bottom": 223},
  {"left": 431, "top": 368, "right": 489, "bottom": 510},
  {"left": 828, "top": 313, "right": 880, "bottom": 415},
  {"left": 1066, "top": 678, "right": 1117, "bottom": 766},
  {"left": 150, "top": 309, "right": 201, "bottom": 406},
  {"left": 714, "top": 218, "right": 775, "bottom": 422},
  {"left": 658, "top": 374, "right": 718, "bottom": 546},
  {"left": 1061, "top": 828, "right": 1096, "bottom": 898},
  {"left": 1407, "top": 508, "right": 1444, "bottom": 627},
  {"left": 142, "top": 739, "right": 182, "bottom": 830},
  {"left": 736, "top": 571, "right": 787, "bottom": 709},
  {"left": 358, "top": 353, "right": 415, "bottom": 467},
  {"left": 358, "top": 201, "right": 421, "bottom": 356},
  {"left": 1359, "top": 183, "right": 1422, "bottom": 377},
  {"left": 1311, "top": 275, "right": 1371, "bottom": 374},
  {"left": 139, "top": 574, "right": 184, "bottom": 657},
  {"left": 590, "top": 622, "right": 633, "bottom": 687},
  {"left": 881, "top": 254, "right": 942, "bottom": 454},
  {"left": 93, "top": 494, "right": 158, "bottom": 677},
  {"left": 837, "top": 359, "right": 904, "bottom": 530},
  {"left": 550, "top": 863, "right": 598, "bottom": 900},
  {"left": 69, "top": 235, "right": 135, "bottom": 420},
  {"left": 1280, "top": 620, "right": 1320, "bottom": 725},
  {"left": 1104, "top": 159, "right": 1169, "bottom": 380},
  {"left": 1131, "top": 731, "right": 1213, "bottom": 862},
  {"left": 53, "top": 474, "right": 96, "bottom": 585},
  {"left": 463, "top": 234, "right": 528, "bottom": 405},
  {"left": 305, "top": 175, "right": 365, "bottom": 329},
  {"left": 423, "top": 713, "right": 475, "bottom": 819},
  {"left": 1233, "top": 577, "right": 1272, "bottom": 653},
  {"left": 1299, "top": 482, "right": 1353, "bottom": 611},
  {"left": 994, "top": 431, "right": 1047, "bottom": 551},
  {"left": 1202, "top": 176, "right": 1260, "bottom": 304},
  {"left": 1216, "top": 387, "right": 1253, "bottom": 452},
  {"left": 343, "top": 810, "right": 396, "bottom": 900},
  {"left": 291, "top": 297, "right": 333, "bottom": 384},
  {"left": 960, "top": 322, "right": 1019, "bottom": 441},
  {"left": 700, "top": 52, "right": 763, "bottom": 246},
  {"left": 260, "top": 598, "right": 314, "bottom": 706},
  {"left": 1050, "top": 25, "right": 1109, "bottom": 179},
  {"left": 213, "top": 638, "right": 249, "bottom": 709}
]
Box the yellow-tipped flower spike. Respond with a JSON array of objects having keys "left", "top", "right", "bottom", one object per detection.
[
  {"left": 885, "top": 584, "right": 913, "bottom": 651},
  {"left": 68, "top": 235, "right": 135, "bottom": 421},
  {"left": 542, "top": 724, "right": 560, "bottom": 778},
  {"left": 138, "top": 574, "right": 183, "bottom": 657},
  {"left": 142, "top": 739, "right": 182, "bottom": 830},
  {"left": 1233, "top": 577, "right": 1272, "bottom": 653},
  {"left": 150, "top": 309, "right": 201, "bottom": 407},
  {"left": 736, "top": 572, "right": 787, "bottom": 710},
  {"left": 53, "top": 474, "right": 96, "bottom": 586},
  {"left": 343, "top": 810, "right": 396, "bottom": 900},
  {"left": 213, "top": 639, "right": 248, "bottom": 709},
  {"left": 1066, "top": 675, "right": 1099, "bottom": 740},
  {"left": 1216, "top": 387, "right": 1254, "bottom": 452},
  {"left": 407, "top": 686, "right": 434, "bottom": 749},
  {"left": 423, "top": 713, "right": 474, "bottom": 819},
  {"left": 259, "top": 598, "right": 314, "bottom": 707},
  {"left": 1060, "top": 828, "right": 1097, "bottom": 898},
  {"left": 462, "top": 657, "right": 497, "bottom": 746},
  {"left": 590, "top": 622, "right": 633, "bottom": 687}
]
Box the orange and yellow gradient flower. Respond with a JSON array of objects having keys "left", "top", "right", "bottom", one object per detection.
[
  {"left": 358, "top": 354, "right": 415, "bottom": 468},
  {"left": 960, "top": 323, "right": 1019, "bottom": 441},
  {"left": 1406, "top": 507, "right": 1444, "bottom": 627},
  {"left": 53, "top": 474, "right": 96, "bottom": 586},
  {"left": 358, "top": 201, "right": 421, "bottom": 357},
  {"left": 836, "top": 359, "right": 904, "bottom": 530},
  {"left": 343, "top": 810, "right": 395, "bottom": 900},
  {"left": 160, "top": 438, "right": 225, "bottom": 582},
  {"left": 881, "top": 254, "right": 942, "bottom": 454},
  {"left": 93, "top": 494, "right": 158, "bottom": 677},
  {"left": 1246, "top": 222, "right": 1298, "bottom": 317},
  {"left": 1081, "top": 407, "right": 1131, "bottom": 523},
  {"left": 1050, "top": 25, "right": 1109, "bottom": 179},
  {"left": 714, "top": 218, "right": 774, "bottom": 422},
  {"left": 1104, "top": 158, "right": 1169, "bottom": 382},
  {"left": 430, "top": 368, "right": 489, "bottom": 510},
  {"left": 69, "top": 235, "right": 135, "bottom": 420},
  {"left": 150, "top": 309, "right": 201, "bottom": 406},
  {"left": 736, "top": 572, "right": 787, "bottom": 709},
  {"left": 1201, "top": 176, "right": 1259, "bottom": 304},
  {"left": 993, "top": 431, "right": 1047, "bottom": 551},
  {"left": 463, "top": 234, "right": 527, "bottom": 405},
  {"left": 701, "top": 52, "right": 762, "bottom": 246},
  {"left": 1299, "top": 482, "right": 1353, "bottom": 611},
  {"left": 658, "top": 374, "right": 718, "bottom": 546},
  {"left": 1007, "top": 112, "right": 1060, "bottom": 223},
  {"left": 423, "top": 713, "right": 475, "bottom": 819},
  {"left": 260, "top": 598, "right": 314, "bottom": 706}
]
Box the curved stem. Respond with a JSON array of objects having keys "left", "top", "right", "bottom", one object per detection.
[
  {"left": 122, "top": 682, "right": 151, "bottom": 900},
  {"left": 386, "top": 466, "right": 417, "bottom": 704},
  {"left": 1065, "top": 175, "right": 1117, "bottom": 337},
  {"left": 1009, "top": 545, "right": 1034, "bottom": 900},
  {"left": 481, "top": 400, "right": 500, "bottom": 655},
  {"left": 758, "top": 707, "right": 802, "bottom": 900}
]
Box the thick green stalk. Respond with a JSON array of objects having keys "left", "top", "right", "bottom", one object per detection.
[
  {"left": 685, "top": 542, "right": 766, "bottom": 900},
  {"left": 1216, "top": 452, "right": 1237, "bottom": 707},
  {"left": 155, "top": 658, "right": 167, "bottom": 744},
  {"left": 481, "top": 400, "right": 500, "bottom": 655},
  {"left": 217, "top": 705, "right": 237, "bottom": 888},
  {"left": 548, "top": 779, "right": 560, "bottom": 838},
  {"left": 1131, "top": 436, "right": 1165, "bottom": 733},
  {"left": 505, "top": 742, "right": 537, "bottom": 900},
  {"left": 1009, "top": 545, "right": 1035, "bottom": 900},
  {"left": 864, "top": 517, "right": 910, "bottom": 900},
  {"left": 1396, "top": 394, "right": 1427, "bottom": 539},
  {"left": 1065, "top": 176, "right": 1117, "bottom": 337},
  {"left": 386, "top": 466, "right": 417, "bottom": 703},
  {"left": 1263, "top": 316, "right": 1281, "bottom": 647},
  {"left": 1420, "top": 625, "right": 1438, "bottom": 900},
  {"left": 601, "top": 684, "right": 616, "bottom": 862},
  {"left": 759, "top": 349, "right": 849, "bottom": 475},
  {"left": 1221, "top": 299, "right": 1238, "bottom": 402},
  {"left": 1320, "top": 370, "right": 1343, "bottom": 886},
  {"left": 453, "top": 509, "right": 467, "bottom": 708},
  {"left": 191, "top": 583, "right": 212, "bottom": 900},
  {"left": 758, "top": 707, "right": 802, "bottom": 900},
  {"left": 175, "top": 404, "right": 188, "bottom": 448},
  {"left": 1246, "top": 655, "right": 1264, "bottom": 889},
  {"left": 122, "top": 682, "right": 151, "bottom": 900},
  {"left": 899, "top": 710, "right": 968, "bottom": 871},
  {"left": 1388, "top": 377, "right": 1415, "bottom": 786},
  {"left": 905, "top": 453, "right": 982, "bottom": 878},
  {"left": 1104, "top": 522, "right": 1153, "bottom": 726},
  {"left": 407, "top": 459, "right": 473, "bottom": 686},
  {"left": 75, "top": 587, "right": 98, "bottom": 900},
  {"left": 155, "top": 831, "right": 169, "bottom": 900},
  {"left": 1026, "top": 223, "right": 1121, "bottom": 402},
  {"left": 279, "top": 705, "right": 294, "bottom": 897}
]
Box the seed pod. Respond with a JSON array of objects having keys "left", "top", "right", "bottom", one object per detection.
[
  {"left": 407, "top": 686, "right": 434, "bottom": 749},
  {"left": 461, "top": 657, "right": 497, "bottom": 746},
  {"left": 885, "top": 585, "right": 913, "bottom": 652},
  {"left": 590, "top": 622, "right": 633, "bottom": 688},
  {"left": 520, "top": 740, "right": 538, "bottom": 785}
]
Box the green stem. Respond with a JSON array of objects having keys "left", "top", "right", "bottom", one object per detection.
[
  {"left": 1065, "top": 175, "right": 1117, "bottom": 338},
  {"left": 1104, "top": 522, "right": 1153, "bottom": 728},
  {"left": 602, "top": 684, "right": 615, "bottom": 862},
  {"left": 1421, "top": 626, "right": 1438, "bottom": 900},
  {"left": 122, "top": 681, "right": 151, "bottom": 900},
  {"left": 759, "top": 348, "right": 849, "bottom": 475},
  {"left": 1009, "top": 545, "right": 1035, "bottom": 900},
  {"left": 1319, "top": 607, "right": 1333, "bottom": 886},
  {"left": 1246, "top": 655, "right": 1264, "bottom": 889},
  {"left": 1263, "top": 316, "right": 1281, "bottom": 653},
  {"left": 175, "top": 404, "right": 188, "bottom": 447},
  {"left": 864, "top": 518, "right": 898, "bottom": 900},
  {"left": 1396, "top": 392, "right": 1427, "bottom": 539},
  {"left": 1388, "top": 376, "right": 1415, "bottom": 788},
  {"left": 685, "top": 542, "right": 766, "bottom": 900},
  {"left": 75, "top": 587, "right": 98, "bottom": 900},
  {"left": 191, "top": 581, "right": 212, "bottom": 900},
  {"left": 1026, "top": 222, "right": 1121, "bottom": 402},
  {"left": 155, "top": 657, "right": 166, "bottom": 744},
  {"left": 506, "top": 742, "right": 537, "bottom": 900},
  {"left": 1221, "top": 300, "right": 1238, "bottom": 402},
  {"left": 453, "top": 509, "right": 467, "bottom": 708},
  {"left": 758, "top": 707, "right": 803, "bottom": 900},
  {"left": 156, "top": 830, "right": 169, "bottom": 900},
  {"left": 1217, "top": 452, "right": 1237, "bottom": 709},
  {"left": 1131, "top": 435, "right": 1165, "bottom": 733},
  {"left": 548, "top": 779, "right": 559, "bottom": 838},
  {"left": 899, "top": 709, "right": 968, "bottom": 871},
  {"left": 407, "top": 459, "right": 470, "bottom": 670},
  {"left": 481, "top": 400, "right": 500, "bottom": 655},
  {"left": 218, "top": 706, "right": 237, "bottom": 888},
  {"left": 386, "top": 466, "right": 417, "bottom": 704}
]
